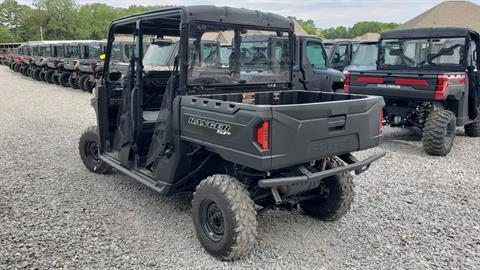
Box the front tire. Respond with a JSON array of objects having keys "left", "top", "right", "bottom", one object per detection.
[
  {"left": 68, "top": 73, "right": 79, "bottom": 89},
  {"left": 192, "top": 174, "right": 257, "bottom": 261},
  {"left": 53, "top": 72, "right": 61, "bottom": 85},
  {"left": 79, "top": 126, "right": 112, "bottom": 174},
  {"left": 464, "top": 118, "right": 480, "bottom": 137},
  {"left": 300, "top": 157, "right": 354, "bottom": 221},
  {"left": 33, "top": 68, "right": 42, "bottom": 81},
  {"left": 45, "top": 70, "right": 55, "bottom": 84},
  {"left": 78, "top": 74, "right": 91, "bottom": 91},
  {"left": 423, "top": 109, "right": 456, "bottom": 156},
  {"left": 39, "top": 70, "right": 46, "bottom": 82},
  {"left": 59, "top": 72, "right": 71, "bottom": 87},
  {"left": 83, "top": 76, "right": 95, "bottom": 93}
]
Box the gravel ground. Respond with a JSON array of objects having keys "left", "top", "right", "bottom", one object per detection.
[{"left": 0, "top": 65, "right": 479, "bottom": 269}]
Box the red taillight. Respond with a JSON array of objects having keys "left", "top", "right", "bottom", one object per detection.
[
  {"left": 18, "top": 56, "right": 24, "bottom": 62},
  {"left": 435, "top": 73, "right": 465, "bottom": 100},
  {"left": 29, "top": 57, "right": 32, "bottom": 61},
  {"left": 395, "top": 79, "right": 429, "bottom": 86},
  {"left": 255, "top": 121, "right": 270, "bottom": 150},
  {"left": 344, "top": 71, "right": 350, "bottom": 93},
  {"left": 54, "top": 59, "right": 59, "bottom": 65},
  {"left": 356, "top": 76, "right": 384, "bottom": 84}
]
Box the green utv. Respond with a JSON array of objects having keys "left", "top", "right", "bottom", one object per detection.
[{"left": 79, "top": 6, "right": 385, "bottom": 260}]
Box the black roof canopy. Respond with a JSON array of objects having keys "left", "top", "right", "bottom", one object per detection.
[
  {"left": 381, "top": 27, "right": 479, "bottom": 40},
  {"left": 112, "top": 5, "right": 293, "bottom": 35}
]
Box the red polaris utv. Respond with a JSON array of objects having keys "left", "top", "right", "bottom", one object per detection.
[{"left": 345, "top": 27, "right": 480, "bottom": 156}]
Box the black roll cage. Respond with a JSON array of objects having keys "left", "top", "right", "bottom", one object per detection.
[
  {"left": 377, "top": 31, "right": 480, "bottom": 71},
  {"left": 102, "top": 7, "right": 294, "bottom": 94}
]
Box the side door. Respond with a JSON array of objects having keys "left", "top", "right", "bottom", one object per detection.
[
  {"left": 299, "top": 37, "right": 331, "bottom": 91},
  {"left": 330, "top": 42, "right": 350, "bottom": 71}
]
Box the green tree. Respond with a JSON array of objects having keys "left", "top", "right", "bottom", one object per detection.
[
  {"left": 0, "top": 27, "right": 16, "bottom": 42},
  {"left": 0, "top": 0, "right": 30, "bottom": 40},
  {"left": 319, "top": 21, "right": 400, "bottom": 39},
  {"left": 77, "top": 3, "right": 119, "bottom": 39},
  {"left": 29, "top": 0, "right": 82, "bottom": 40},
  {"left": 288, "top": 16, "right": 317, "bottom": 35}
]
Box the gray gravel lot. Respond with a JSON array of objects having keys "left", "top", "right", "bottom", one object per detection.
[{"left": 0, "top": 65, "right": 479, "bottom": 269}]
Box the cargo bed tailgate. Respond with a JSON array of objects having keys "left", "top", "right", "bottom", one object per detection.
[
  {"left": 270, "top": 95, "right": 384, "bottom": 169},
  {"left": 349, "top": 70, "right": 439, "bottom": 99},
  {"left": 180, "top": 91, "right": 384, "bottom": 171}
]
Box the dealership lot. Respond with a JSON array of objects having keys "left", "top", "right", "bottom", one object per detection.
[{"left": 0, "top": 65, "right": 479, "bottom": 269}]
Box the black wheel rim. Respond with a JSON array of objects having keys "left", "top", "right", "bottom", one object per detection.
[
  {"left": 85, "top": 141, "right": 100, "bottom": 164},
  {"left": 200, "top": 200, "right": 224, "bottom": 242}
]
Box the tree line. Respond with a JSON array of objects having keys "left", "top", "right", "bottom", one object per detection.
[
  {"left": 0, "top": 0, "right": 399, "bottom": 43},
  {"left": 0, "top": 0, "right": 169, "bottom": 42},
  {"left": 290, "top": 17, "right": 399, "bottom": 39}
]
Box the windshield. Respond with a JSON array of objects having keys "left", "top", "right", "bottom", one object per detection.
[
  {"left": 111, "top": 44, "right": 122, "bottom": 62},
  {"left": 220, "top": 45, "right": 232, "bottom": 65},
  {"left": 54, "top": 46, "right": 64, "bottom": 58},
  {"left": 40, "top": 46, "right": 51, "bottom": 57},
  {"left": 352, "top": 43, "right": 378, "bottom": 66},
  {"left": 143, "top": 41, "right": 177, "bottom": 71},
  {"left": 66, "top": 45, "right": 80, "bottom": 58},
  {"left": 187, "top": 23, "right": 291, "bottom": 85},
  {"left": 87, "top": 45, "right": 101, "bottom": 59},
  {"left": 380, "top": 37, "right": 466, "bottom": 68}
]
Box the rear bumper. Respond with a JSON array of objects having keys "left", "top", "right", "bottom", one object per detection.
[{"left": 258, "top": 151, "right": 385, "bottom": 188}]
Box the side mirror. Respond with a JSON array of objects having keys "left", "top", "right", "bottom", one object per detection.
[
  {"left": 108, "top": 71, "right": 122, "bottom": 81},
  {"left": 100, "top": 53, "right": 106, "bottom": 60}
]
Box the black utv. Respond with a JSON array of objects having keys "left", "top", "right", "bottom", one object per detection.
[
  {"left": 324, "top": 40, "right": 359, "bottom": 71},
  {"left": 67, "top": 41, "right": 106, "bottom": 91},
  {"left": 82, "top": 41, "right": 138, "bottom": 92},
  {"left": 53, "top": 42, "right": 84, "bottom": 87},
  {"left": 79, "top": 6, "right": 385, "bottom": 260},
  {"left": 30, "top": 42, "right": 60, "bottom": 82},
  {"left": 43, "top": 43, "right": 68, "bottom": 84},
  {"left": 346, "top": 27, "right": 480, "bottom": 156}
]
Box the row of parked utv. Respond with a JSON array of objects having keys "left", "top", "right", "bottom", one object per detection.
[
  {"left": 0, "top": 40, "right": 136, "bottom": 92},
  {"left": 0, "top": 36, "right": 381, "bottom": 95}
]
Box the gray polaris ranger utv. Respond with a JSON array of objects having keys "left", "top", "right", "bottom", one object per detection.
[
  {"left": 345, "top": 28, "right": 480, "bottom": 156},
  {"left": 79, "top": 6, "right": 385, "bottom": 260}
]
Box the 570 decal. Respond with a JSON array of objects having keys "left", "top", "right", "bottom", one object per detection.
[{"left": 187, "top": 116, "right": 232, "bottom": 136}]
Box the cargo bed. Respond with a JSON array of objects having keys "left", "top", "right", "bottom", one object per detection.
[{"left": 179, "top": 90, "right": 384, "bottom": 171}]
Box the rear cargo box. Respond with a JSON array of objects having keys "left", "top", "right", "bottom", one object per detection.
[{"left": 180, "top": 90, "right": 384, "bottom": 171}]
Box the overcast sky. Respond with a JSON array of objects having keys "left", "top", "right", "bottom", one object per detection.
[{"left": 16, "top": 0, "right": 480, "bottom": 28}]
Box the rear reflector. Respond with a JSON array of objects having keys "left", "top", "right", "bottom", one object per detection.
[
  {"left": 356, "top": 77, "right": 384, "bottom": 84},
  {"left": 395, "top": 79, "right": 429, "bottom": 86},
  {"left": 256, "top": 121, "right": 270, "bottom": 150},
  {"left": 344, "top": 71, "right": 350, "bottom": 93}
]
